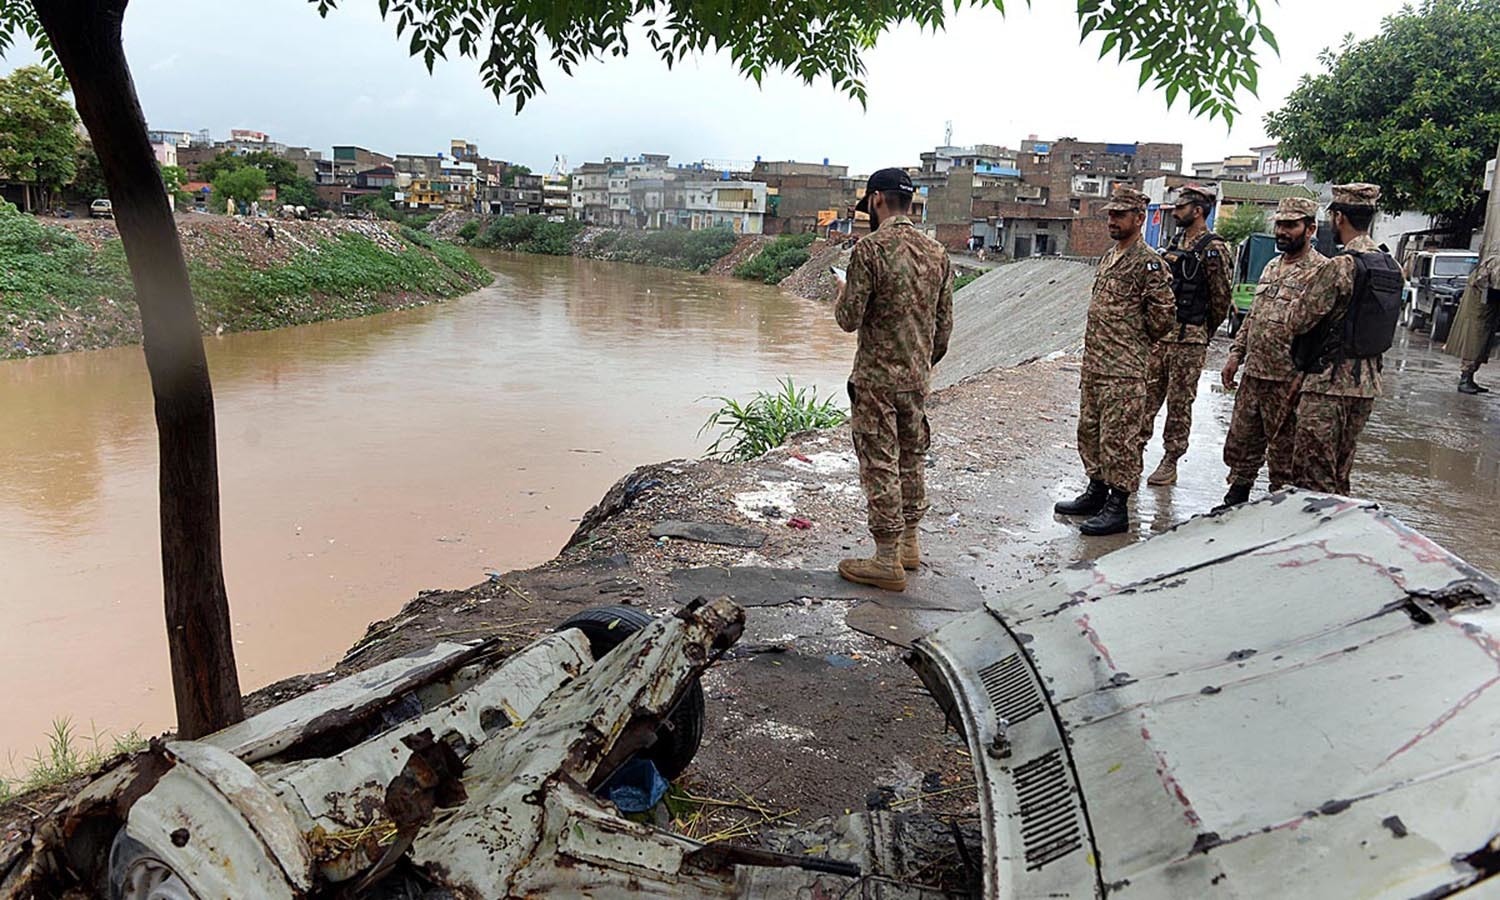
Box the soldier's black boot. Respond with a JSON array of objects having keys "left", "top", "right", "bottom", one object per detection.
[
  {"left": 1055, "top": 479, "right": 1108, "bottom": 516},
  {"left": 1458, "top": 371, "right": 1487, "bottom": 394},
  {"left": 1079, "top": 488, "right": 1130, "bottom": 536},
  {"left": 1216, "top": 481, "right": 1252, "bottom": 511}
]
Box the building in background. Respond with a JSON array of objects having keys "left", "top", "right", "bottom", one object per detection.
[{"left": 752, "top": 159, "right": 860, "bottom": 235}]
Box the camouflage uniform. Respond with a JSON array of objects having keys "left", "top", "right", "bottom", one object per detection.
[
  {"left": 1285, "top": 184, "right": 1385, "bottom": 495},
  {"left": 1078, "top": 229, "right": 1177, "bottom": 491},
  {"left": 1223, "top": 197, "right": 1326, "bottom": 490},
  {"left": 1141, "top": 189, "right": 1233, "bottom": 462},
  {"left": 835, "top": 214, "right": 954, "bottom": 538}
]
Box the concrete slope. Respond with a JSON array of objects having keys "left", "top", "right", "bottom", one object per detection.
[{"left": 934, "top": 257, "right": 1096, "bottom": 389}]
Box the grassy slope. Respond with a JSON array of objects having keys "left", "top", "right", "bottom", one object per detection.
[{"left": 0, "top": 205, "right": 492, "bottom": 359}]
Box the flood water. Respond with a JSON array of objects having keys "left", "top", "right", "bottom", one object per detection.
[{"left": 0, "top": 251, "right": 853, "bottom": 763}]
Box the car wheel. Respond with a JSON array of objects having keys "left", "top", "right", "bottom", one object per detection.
[
  {"left": 1430, "top": 305, "right": 1454, "bottom": 344},
  {"left": 1401, "top": 295, "right": 1415, "bottom": 330},
  {"left": 555, "top": 605, "right": 706, "bottom": 780},
  {"left": 109, "top": 831, "right": 195, "bottom": 900}
]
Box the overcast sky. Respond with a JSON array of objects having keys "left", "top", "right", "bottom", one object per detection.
[{"left": 2, "top": 0, "right": 1409, "bottom": 174}]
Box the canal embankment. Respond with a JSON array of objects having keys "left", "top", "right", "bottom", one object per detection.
[{"left": 0, "top": 203, "right": 491, "bottom": 359}]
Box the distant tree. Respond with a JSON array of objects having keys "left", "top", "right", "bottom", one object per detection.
[
  {"left": 502, "top": 164, "right": 532, "bottom": 187},
  {"left": 160, "top": 163, "right": 190, "bottom": 207},
  {"left": 1217, "top": 203, "right": 1269, "bottom": 246},
  {"left": 277, "top": 175, "right": 320, "bottom": 209},
  {"left": 211, "top": 165, "right": 268, "bottom": 212},
  {"left": 1265, "top": 0, "right": 1500, "bottom": 236},
  {"left": 71, "top": 143, "right": 108, "bottom": 200},
  {"left": 0, "top": 0, "right": 1279, "bottom": 742},
  {"left": 0, "top": 65, "right": 78, "bottom": 211}
]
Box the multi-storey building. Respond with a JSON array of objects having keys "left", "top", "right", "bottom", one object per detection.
[{"left": 569, "top": 162, "right": 611, "bottom": 224}]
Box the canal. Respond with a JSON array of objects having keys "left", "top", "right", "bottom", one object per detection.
[{"left": 0, "top": 251, "right": 854, "bottom": 762}]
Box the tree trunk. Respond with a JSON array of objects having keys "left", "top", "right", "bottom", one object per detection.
[
  {"left": 1483, "top": 135, "right": 1500, "bottom": 260},
  {"left": 33, "top": 0, "right": 243, "bottom": 738}
]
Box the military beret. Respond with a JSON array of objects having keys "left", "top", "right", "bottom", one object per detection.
[
  {"left": 1331, "top": 183, "right": 1380, "bottom": 208},
  {"left": 1272, "top": 196, "right": 1319, "bottom": 222},
  {"left": 1101, "top": 186, "right": 1149, "bottom": 213}
]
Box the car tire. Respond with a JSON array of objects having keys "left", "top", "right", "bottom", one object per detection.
[
  {"left": 555, "top": 605, "right": 706, "bottom": 780},
  {"left": 1430, "top": 305, "right": 1454, "bottom": 344},
  {"left": 109, "top": 830, "right": 195, "bottom": 900},
  {"left": 1401, "top": 295, "right": 1416, "bottom": 330}
]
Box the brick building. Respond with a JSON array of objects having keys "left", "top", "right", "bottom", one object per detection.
[{"left": 750, "top": 160, "right": 860, "bottom": 235}]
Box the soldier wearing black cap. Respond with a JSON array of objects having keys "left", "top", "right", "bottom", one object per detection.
[
  {"left": 1139, "top": 183, "right": 1231, "bottom": 487},
  {"left": 834, "top": 168, "right": 954, "bottom": 591}
]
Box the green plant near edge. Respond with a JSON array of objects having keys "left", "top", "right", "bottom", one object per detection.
[
  {"left": 700, "top": 377, "right": 848, "bottom": 462},
  {"left": 734, "top": 232, "right": 816, "bottom": 284},
  {"left": 0, "top": 717, "right": 146, "bottom": 804}
]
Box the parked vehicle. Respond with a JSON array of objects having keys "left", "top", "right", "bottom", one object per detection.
[
  {"left": 1224, "top": 232, "right": 1278, "bottom": 336},
  {"left": 89, "top": 198, "right": 113, "bottom": 219},
  {"left": 1402, "top": 249, "right": 1480, "bottom": 343}
]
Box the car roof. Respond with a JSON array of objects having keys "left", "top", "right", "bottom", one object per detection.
[
  {"left": 1419, "top": 249, "right": 1477, "bottom": 257},
  {"left": 986, "top": 494, "right": 1500, "bottom": 897}
]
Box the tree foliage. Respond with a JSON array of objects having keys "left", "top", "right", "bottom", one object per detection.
[
  {"left": 1265, "top": 0, "right": 1500, "bottom": 229},
  {"left": 299, "top": 0, "right": 1274, "bottom": 123},
  {"left": 0, "top": 64, "right": 78, "bottom": 204},
  {"left": 201, "top": 149, "right": 321, "bottom": 210},
  {"left": 1216, "top": 202, "right": 1268, "bottom": 246},
  {"left": 211, "top": 165, "right": 268, "bottom": 210}
]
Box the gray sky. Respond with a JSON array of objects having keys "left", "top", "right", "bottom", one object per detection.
[{"left": 2, "top": 0, "right": 1407, "bottom": 174}]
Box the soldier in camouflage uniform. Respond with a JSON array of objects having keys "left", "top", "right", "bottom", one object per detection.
[
  {"left": 1140, "top": 184, "right": 1232, "bottom": 486},
  {"left": 834, "top": 167, "right": 954, "bottom": 591},
  {"left": 1055, "top": 186, "right": 1176, "bottom": 536},
  {"left": 1285, "top": 183, "right": 1388, "bottom": 495},
  {"left": 1219, "top": 196, "right": 1325, "bottom": 506}
]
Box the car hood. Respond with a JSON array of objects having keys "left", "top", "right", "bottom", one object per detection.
[{"left": 913, "top": 493, "right": 1500, "bottom": 898}]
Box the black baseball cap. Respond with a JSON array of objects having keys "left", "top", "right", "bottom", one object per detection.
[{"left": 856, "top": 167, "right": 915, "bottom": 213}]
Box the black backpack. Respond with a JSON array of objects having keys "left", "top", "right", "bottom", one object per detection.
[{"left": 1292, "top": 249, "right": 1403, "bottom": 373}]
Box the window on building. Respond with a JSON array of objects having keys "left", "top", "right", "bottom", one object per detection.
[
  {"left": 1070, "top": 198, "right": 1081, "bottom": 213},
  {"left": 1037, "top": 221, "right": 1049, "bottom": 230},
  {"left": 1034, "top": 154, "right": 1049, "bottom": 164}
]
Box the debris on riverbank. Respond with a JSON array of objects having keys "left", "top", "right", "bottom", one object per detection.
[{"left": 0, "top": 206, "right": 492, "bottom": 359}]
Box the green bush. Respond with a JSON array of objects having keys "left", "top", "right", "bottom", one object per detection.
[
  {"left": 734, "top": 232, "right": 817, "bottom": 284},
  {"left": 457, "top": 220, "right": 480, "bottom": 241},
  {"left": 953, "top": 270, "right": 983, "bottom": 291},
  {"left": 0, "top": 200, "right": 132, "bottom": 318},
  {"left": 700, "top": 377, "right": 848, "bottom": 461},
  {"left": 473, "top": 214, "right": 584, "bottom": 256}
]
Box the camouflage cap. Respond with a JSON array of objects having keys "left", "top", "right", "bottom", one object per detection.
[
  {"left": 1174, "top": 183, "right": 1217, "bottom": 205},
  {"left": 1331, "top": 183, "right": 1380, "bottom": 208},
  {"left": 1272, "top": 196, "right": 1319, "bottom": 223},
  {"left": 1101, "top": 186, "right": 1149, "bottom": 213}
]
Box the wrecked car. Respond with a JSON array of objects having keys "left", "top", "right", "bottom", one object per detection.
[
  {"left": 4, "top": 493, "right": 1498, "bottom": 898},
  {"left": 912, "top": 492, "right": 1500, "bottom": 897}
]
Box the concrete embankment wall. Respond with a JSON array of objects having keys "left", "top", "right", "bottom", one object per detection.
[{"left": 934, "top": 257, "right": 1095, "bottom": 389}]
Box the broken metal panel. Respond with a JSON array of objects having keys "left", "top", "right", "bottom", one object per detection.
[
  {"left": 909, "top": 607, "right": 1099, "bottom": 900},
  {"left": 273, "top": 630, "right": 588, "bottom": 834},
  {"left": 1118, "top": 769, "right": 1499, "bottom": 898},
  {"left": 916, "top": 494, "right": 1500, "bottom": 899},
  {"left": 409, "top": 597, "right": 745, "bottom": 896},
  {"left": 206, "top": 641, "right": 487, "bottom": 763},
  {"left": 124, "top": 743, "right": 308, "bottom": 900}
]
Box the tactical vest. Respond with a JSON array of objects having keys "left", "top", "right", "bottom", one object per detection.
[
  {"left": 1291, "top": 249, "right": 1403, "bottom": 374},
  {"left": 1162, "top": 232, "right": 1219, "bottom": 327}
]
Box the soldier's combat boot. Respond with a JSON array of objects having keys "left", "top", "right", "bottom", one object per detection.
[
  {"left": 1079, "top": 488, "right": 1130, "bottom": 536},
  {"left": 1218, "top": 481, "right": 1252, "bottom": 510},
  {"left": 839, "top": 536, "right": 907, "bottom": 592},
  {"left": 1054, "top": 479, "right": 1108, "bottom": 516},
  {"left": 1458, "top": 371, "right": 1486, "bottom": 394},
  {"left": 1146, "top": 456, "right": 1179, "bottom": 486},
  {"left": 899, "top": 525, "right": 921, "bottom": 571}
]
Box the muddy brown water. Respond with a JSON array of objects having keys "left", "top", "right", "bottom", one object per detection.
[{"left": 0, "top": 250, "right": 854, "bottom": 764}]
